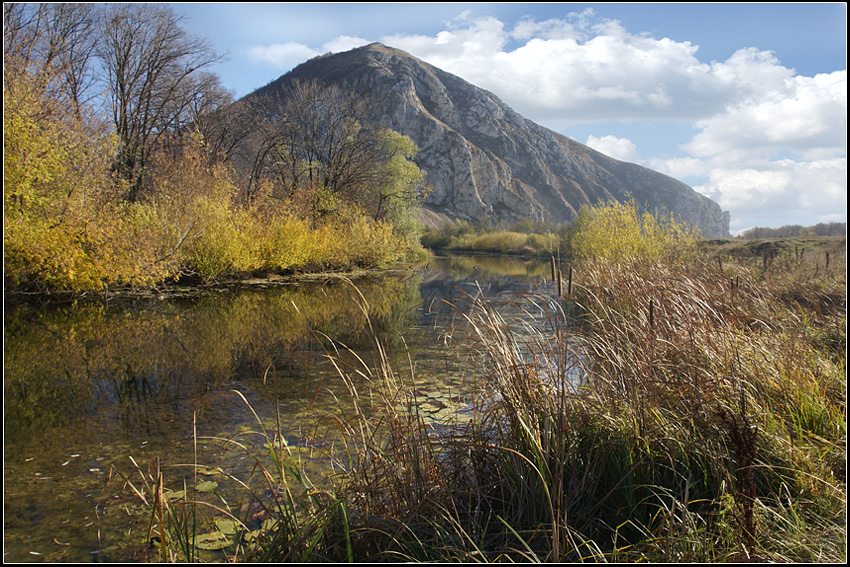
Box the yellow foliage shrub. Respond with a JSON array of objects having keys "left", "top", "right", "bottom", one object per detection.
[
  {"left": 4, "top": 201, "right": 174, "bottom": 290},
  {"left": 4, "top": 214, "right": 99, "bottom": 290},
  {"left": 342, "top": 213, "right": 403, "bottom": 268},
  {"left": 179, "top": 197, "right": 258, "bottom": 278},
  {"left": 259, "top": 214, "right": 312, "bottom": 271},
  {"left": 570, "top": 200, "right": 700, "bottom": 265},
  {"left": 85, "top": 201, "right": 176, "bottom": 286}
]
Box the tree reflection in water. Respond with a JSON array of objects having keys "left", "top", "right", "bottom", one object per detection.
[{"left": 3, "top": 256, "right": 555, "bottom": 562}]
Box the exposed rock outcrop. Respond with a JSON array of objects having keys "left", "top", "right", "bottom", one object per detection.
[{"left": 251, "top": 43, "right": 730, "bottom": 237}]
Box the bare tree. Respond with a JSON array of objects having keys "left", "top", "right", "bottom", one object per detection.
[
  {"left": 4, "top": 3, "right": 98, "bottom": 116},
  {"left": 286, "top": 80, "right": 376, "bottom": 200},
  {"left": 185, "top": 72, "right": 248, "bottom": 165},
  {"left": 243, "top": 79, "right": 381, "bottom": 213},
  {"left": 97, "top": 3, "right": 223, "bottom": 201}
]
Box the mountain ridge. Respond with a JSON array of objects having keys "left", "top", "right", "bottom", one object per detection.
[{"left": 250, "top": 43, "right": 731, "bottom": 237}]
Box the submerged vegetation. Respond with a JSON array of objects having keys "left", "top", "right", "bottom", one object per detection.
[{"left": 107, "top": 202, "right": 845, "bottom": 562}]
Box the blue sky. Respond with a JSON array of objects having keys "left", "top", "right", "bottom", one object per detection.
[{"left": 175, "top": 3, "right": 847, "bottom": 233}]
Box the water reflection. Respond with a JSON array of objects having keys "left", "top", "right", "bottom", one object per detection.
[
  {"left": 4, "top": 256, "right": 557, "bottom": 562},
  {"left": 5, "top": 276, "right": 422, "bottom": 446}
]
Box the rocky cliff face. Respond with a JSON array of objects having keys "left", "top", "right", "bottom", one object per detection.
[{"left": 252, "top": 43, "right": 730, "bottom": 237}]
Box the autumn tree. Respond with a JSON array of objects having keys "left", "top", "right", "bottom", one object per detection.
[
  {"left": 369, "top": 129, "right": 429, "bottom": 245},
  {"left": 4, "top": 3, "right": 225, "bottom": 289},
  {"left": 97, "top": 3, "right": 225, "bottom": 201},
  {"left": 4, "top": 3, "right": 111, "bottom": 213}
]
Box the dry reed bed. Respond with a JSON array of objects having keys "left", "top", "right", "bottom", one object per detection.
[
  {"left": 333, "top": 254, "right": 845, "bottom": 561},
  {"left": 113, "top": 251, "right": 845, "bottom": 562}
]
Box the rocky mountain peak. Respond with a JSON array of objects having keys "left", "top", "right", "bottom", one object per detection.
[{"left": 252, "top": 43, "right": 730, "bottom": 237}]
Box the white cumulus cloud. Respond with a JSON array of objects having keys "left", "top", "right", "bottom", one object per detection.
[
  {"left": 245, "top": 9, "right": 846, "bottom": 229},
  {"left": 247, "top": 42, "right": 320, "bottom": 70},
  {"left": 586, "top": 135, "right": 640, "bottom": 163},
  {"left": 248, "top": 36, "right": 370, "bottom": 70},
  {"left": 684, "top": 70, "right": 847, "bottom": 160}
]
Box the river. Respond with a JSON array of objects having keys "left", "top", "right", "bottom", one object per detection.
[{"left": 4, "top": 254, "right": 560, "bottom": 562}]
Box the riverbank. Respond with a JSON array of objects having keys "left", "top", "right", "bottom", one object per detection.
[
  {"left": 101, "top": 223, "right": 845, "bottom": 562},
  {"left": 7, "top": 234, "right": 844, "bottom": 310},
  {"left": 4, "top": 264, "right": 421, "bottom": 306}
]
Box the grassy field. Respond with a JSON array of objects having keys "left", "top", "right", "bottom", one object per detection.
[{"left": 113, "top": 224, "right": 845, "bottom": 562}]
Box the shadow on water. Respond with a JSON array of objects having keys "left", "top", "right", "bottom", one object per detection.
[{"left": 3, "top": 255, "right": 559, "bottom": 562}]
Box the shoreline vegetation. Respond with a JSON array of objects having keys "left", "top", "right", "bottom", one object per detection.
[
  {"left": 106, "top": 202, "right": 845, "bottom": 562},
  {"left": 4, "top": 117, "right": 429, "bottom": 297},
  {"left": 4, "top": 5, "right": 845, "bottom": 561},
  {"left": 5, "top": 5, "right": 429, "bottom": 299}
]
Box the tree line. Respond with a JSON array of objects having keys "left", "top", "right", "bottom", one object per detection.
[
  {"left": 738, "top": 222, "right": 846, "bottom": 239},
  {"left": 4, "top": 4, "right": 428, "bottom": 292}
]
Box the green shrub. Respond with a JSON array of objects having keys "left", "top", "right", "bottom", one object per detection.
[{"left": 420, "top": 230, "right": 451, "bottom": 250}]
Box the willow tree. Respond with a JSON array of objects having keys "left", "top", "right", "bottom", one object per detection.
[{"left": 370, "top": 129, "right": 429, "bottom": 246}]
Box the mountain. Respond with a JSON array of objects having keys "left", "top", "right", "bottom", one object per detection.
[{"left": 249, "top": 43, "right": 730, "bottom": 237}]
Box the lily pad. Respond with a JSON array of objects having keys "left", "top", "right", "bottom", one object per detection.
[
  {"left": 417, "top": 401, "right": 445, "bottom": 414},
  {"left": 163, "top": 488, "right": 186, "bottom": 501},
  {"left": 193, "top": 531, "right": 232, "bottom": 551},
  {"left": 213, "top": 517, "right": 238, "bottom": 535},
  {"left": 195, "top": 480, "right": 219, "bottom": 493}
]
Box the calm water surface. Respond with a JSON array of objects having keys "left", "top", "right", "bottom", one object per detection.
[{"left": 4, "top": 255, "right": 558, "bottom": 562}]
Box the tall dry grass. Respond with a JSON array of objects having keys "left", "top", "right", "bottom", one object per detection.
[
  {"left": 111, "top": 237, "right": 845, "bottom": 561},
  {"left": 323, "top": 240, "right": 844, "bottom": 561}
]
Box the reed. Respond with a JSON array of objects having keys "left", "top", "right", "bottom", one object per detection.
[{"left": 112, "top": 238, "right": 844, "bottom": 562}]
